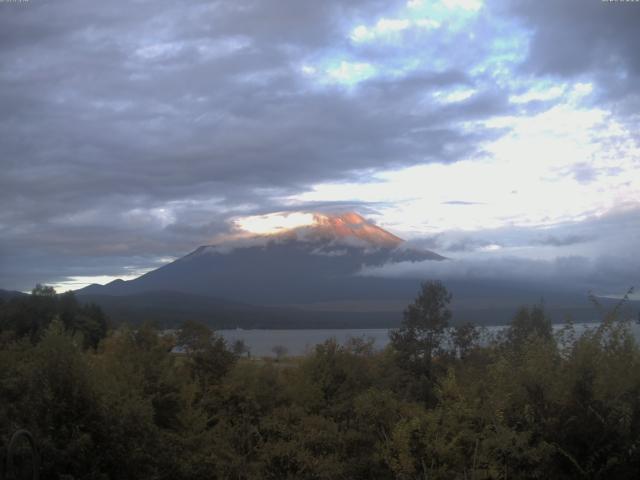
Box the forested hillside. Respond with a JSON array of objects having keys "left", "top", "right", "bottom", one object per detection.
[{"left": 1, "top": 283, "right": 640, "bottom": 479}]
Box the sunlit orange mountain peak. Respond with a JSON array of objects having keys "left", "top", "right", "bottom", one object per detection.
[
  {"left": 231, "top": 211, "right": 406, "bottom": 249},
  {"left": 307, "top": 212, "right": 404, "bottom": 248}
]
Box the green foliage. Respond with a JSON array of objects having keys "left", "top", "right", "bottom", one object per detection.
[
  {"left": 2, "top": 282, "right": 640, "bottom": 479},
  {"left": 452, "top": 321, "right": 480, "bottom": 359},
  {"left": 0, "top": 285, "right": 108, "bottom": 348},
  {"left": 177, "top": 320, "right": 237, "bottom": 389},
  {"left": 505, "top": 304, "right": 553, "bottom": 349},
  {"left": 389, "top": 280, "right": 452, "bottom": 403},
  {"left": 390, "top": 281, "right": 452, "bottom": 371}
]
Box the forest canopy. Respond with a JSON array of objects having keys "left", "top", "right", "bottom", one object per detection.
[{"left": 1, "top": 282, "right": 639, "bottom": 479}]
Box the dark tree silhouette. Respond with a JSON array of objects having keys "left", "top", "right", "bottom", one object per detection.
[{"left": 390, "top": 280, "right": 452, "bottom": 381}]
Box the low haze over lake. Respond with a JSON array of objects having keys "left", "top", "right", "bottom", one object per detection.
[{"left": 218, "top": 322, "right": 640, "bottom": 357}]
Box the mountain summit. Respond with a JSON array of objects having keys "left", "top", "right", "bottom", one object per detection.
[
  {"left": 293, "top": 212, "right": 404, "bottom": 248},
  {"left": 230, "top": 211, "right": 404, "bottom": 249}
]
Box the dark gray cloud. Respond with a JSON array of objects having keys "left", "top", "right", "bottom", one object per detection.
[
  {"left": 362, "top": 254, "right": 640, "bottom": 298},
  {"left": 418, "top": 207, "right": 639, "bottom": 256},
  {"left": 0, "top": 0, "right": 514, "bottom": 289},
  {"left": 501, "top": 0, "right": 640, "bottom": 114},
  {"left": 501, "top": 0, "right": 640, "bottom": 78},
  {"left": 1, "top": 0, "right": 638, "bottom": 290},
  {"left": 404, "top": 235, "right": 443, "bottom": 251},
  {"left": 534, "top": 234, "right": 593, "bottom": 247}
]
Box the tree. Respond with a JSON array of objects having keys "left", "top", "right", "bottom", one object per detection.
[
  {"left": 75, "top": 302, "right": 109, "bottom": 349},
  {"left": 272, "top": 345, "right": 288, "bottom": 362},
  {"left": 177, "top": 320, "right": 236, "bottom": 388},
  {"left": 506, "top": 304, "right": 552, "bottom": 349},
  {"left": 232, "top": 339, "right": 250, "bottom": 358},
  {"left": 0, "top": 286, "right": 108, "bottom": 348},
  {"left": 177, "top": 320, "right": 213, "bottom": 355},
  {"left": 390, "top": 281, "right": 452, "bottom": 370},
  {"left": 389, "top": 281, "right": 452, "bottom": 402},
  {"left": 31, "top": 284, "right": 56, "bottom": 297},
  {"left": 452, "top": 322, "right": 480, "bottom": 359}
]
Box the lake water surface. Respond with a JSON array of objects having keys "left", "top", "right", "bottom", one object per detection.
[{"left": 218, "top": 322, "right": 640, "bottom": 357}]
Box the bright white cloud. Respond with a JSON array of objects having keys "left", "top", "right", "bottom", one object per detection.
[
  {"left": 326, "top": 61, "right": 376, "bottom": 85},
  {"left": 350, "top": 0, "right": 480, "bottom": 48},
  {"left": 479, "top": 243, "right": 502, "bottom": 252},
  {"left": 435, "top": 88, "right": 476, "bottom": 103},
  {"left": 408, "top": 0, "right": 482, "bottom": 13},
  {"left": 350, "top": 17, "right": 429, "bottom": 43},
  {"left": 510, "top": 85, "right": 566, "bottom": 104},
  {"left": 441, "top": 0, "right": 483, "bottom": 12},
  {"left": 300, "top": 64, "right": 317, "bottom": 75},
  {"left": 509, "top": 82, "right": 593, "bottom": 104},
  {"left": 288, "top": 97, "right": 640, "bottom": 238},
  {"left": 234, "top": 212, "right": 315, "bottom": 235}
]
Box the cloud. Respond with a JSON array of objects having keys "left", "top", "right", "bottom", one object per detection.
[
  {"left": 360, "top": 254, "right": 640, "bottom": 296},
  {"left": 362, "top": 207, "right": 640, "bottom": 296},
  {"left": 0, "top": 0, "right": 638, "bottom": 291},
  {"left": 444, "top": 238, "right": 502, "bottom": 253},
  {"left": 441, "top": 200, "right": 485, "bottom": 206},
  {"left": 500, "top": 0, "right": 640, "bottom": 112},
  {"left": 534, "top": 234, "right": 593, "bottom": 247},
  {"left": 502, "top": 0, "right": 640, "bottom": 76},
  {"left": 0, "top": 0, "right": 510, "bottom": 288}
]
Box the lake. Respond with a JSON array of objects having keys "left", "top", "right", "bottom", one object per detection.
[{"left": 217, "top": 321, "right": 640, "bottom": 357}]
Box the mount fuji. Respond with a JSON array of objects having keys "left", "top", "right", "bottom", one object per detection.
[{"left": 78, "top": 212, "right": 443, "bottom": 305}]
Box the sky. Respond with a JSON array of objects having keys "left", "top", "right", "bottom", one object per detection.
[{"left": 0, "top": 0, "right": 639, "bottom": 295}]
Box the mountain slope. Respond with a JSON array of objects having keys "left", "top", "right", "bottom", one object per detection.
[{"left": 0, "top": 289, "right": 28, "bottom": 301}]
